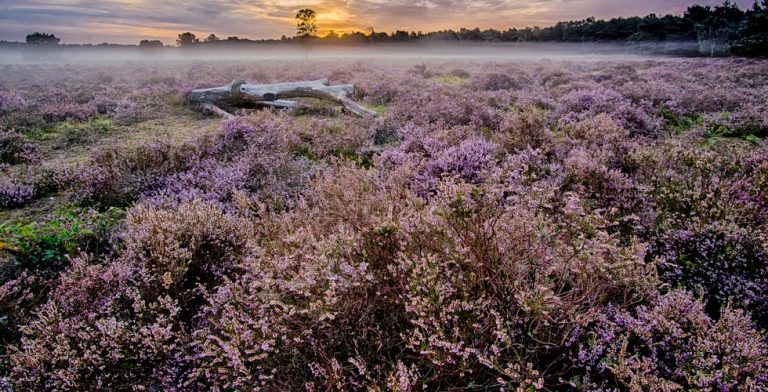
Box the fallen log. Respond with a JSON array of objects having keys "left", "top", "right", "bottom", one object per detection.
[{"left": 187, "top": 79, "right": 377, "bottom": 118}]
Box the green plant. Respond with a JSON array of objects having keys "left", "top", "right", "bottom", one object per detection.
[
  {"left": 0, "top": 207, "right": 124, "bottom": 266},
  {"left": 657, "top": 106, "right": 701, "bottom": 134},
  {"left": 52, "top": 118, "right": 114, "bottom": 148}
]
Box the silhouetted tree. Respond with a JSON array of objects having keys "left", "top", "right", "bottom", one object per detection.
[
  {"left": 296, "top": 9, "right": 317, "bottom": 38},
  {"left": 26, "top": 32, "right": 60, "bottom": 45},
  {"left": 138, "top": 39, "right": 164, "bottom": 48},
  {"left": 731, "top": 0, "right": 768, "bottom": 56},
  {"left": 176, "top": 32, "right": 199, "bottom": 47},
  {"left": 204, "top": 34, "right": 220, "bottom": 43},
  {"left": 687, "top": 1, "right": 744, "bottom": 56}
]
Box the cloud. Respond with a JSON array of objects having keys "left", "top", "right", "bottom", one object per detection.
[{"left": 0, "top": 0, "right": 757, "bottom": 44}]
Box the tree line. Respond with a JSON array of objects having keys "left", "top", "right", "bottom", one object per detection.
[{"left": 10, "top": 1, "right": 768, "bottom": 56}]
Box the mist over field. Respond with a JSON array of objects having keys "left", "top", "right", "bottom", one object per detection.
[{"left": 0, "top": 41, "right": 704, "bottom": 65}]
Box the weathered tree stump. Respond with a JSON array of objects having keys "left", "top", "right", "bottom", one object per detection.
[{"left": 187, "top": 79, "right": 377, "bottom": 118}]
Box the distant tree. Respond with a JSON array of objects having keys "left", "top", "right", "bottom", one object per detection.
[
  {"left": 176, "top": 32, "right": 199, "bottom": 47},
  {"left": 296, "top": 8, "right": 317, "bottom": 38},
  {"left": 344, "top": 31, "right": 370, "bottom": 44},
  {"left": 25, "top": 32, "right": 60, "bottom": 45},
  {"left": 731, "top": 0, "right": 768, "bottom": 56},
  {"left": 635, "top": 14, "right": 668, "bottom": 41},
  {"left": 138, "top": 39, "right": 163, "bottom": 48},
  {"left": 687, "top": 1, "right": 745, "bottom": 56},
  {"left": 204, "top": 34, "right": 220, "bottom": 43},
  {"left": 685, "top": 4, "right": 713, "bottom": 25}
]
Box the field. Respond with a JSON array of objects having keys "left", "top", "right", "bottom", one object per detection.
[{"left": 1, "top": 57, "right": 768, "bottom": 390}]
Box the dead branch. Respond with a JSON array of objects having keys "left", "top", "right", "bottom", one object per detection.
[{"left": 187, "top": 79, "right": 377, "bottom": 118}]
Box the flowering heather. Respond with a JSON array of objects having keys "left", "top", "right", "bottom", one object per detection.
[
  {"left": 573, "top": 291, "right": 768, "bottom": 390},
  {"left": 0, "top": 178, "right": 34, "bottom": 209},
  {"left": 1, "top": 58, "right": 768, "bottom": 390},
  {"left": 0, "top": 131, "right": 38, "bottom": 165}
]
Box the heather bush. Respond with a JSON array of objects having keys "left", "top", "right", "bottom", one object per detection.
[
  {"left": 0, "top": 131, "right": 38, "bottom": 165},
  {"left": 494, "top": 108, "right": 554, "bottom": 152},
  {"left": 630, "top": 144, "right": 744, "bottom": 230},
  {"left": 448, "top": 68, "right": 471, "bottom": 79},
  {"left": 0, "top": 111, "right": 46, "bottom": 135},
  {"left": 383, "top": 84, "right": 503, "bottom": 131},
  {"left": 0, "top": 91, "right": 26, "bottom": 113},
  {"left": 2, "top": 58, "right": 768, "bottom": 390},
  {"left": 145, "top": 113, "right": 313, "bottom": 210},
  {"left": 71, "top": 141, "right": 204, "bottom": 207},
  {"left": 472, "top": 66, "right": 530, "bottom": 91},
  {"left": 293, "top": 117, "right": 372, "bottom": 161},
  {"left": 0, "top": 207, "right": 123, "bottom": 266},
  {"left": 572, "top": 291, "right": 768, "bottom": 390},
  {"left": 652, "top": 228, "right": 768, "bottom": 328},
  {"left": 557, "top": 87, "right": 660, "bottom": 137},
  {"left": 408, "top": 63, "right": 436, "bottom": 79},
  {"left": 394, "top": 183, "right": 656, "bottom": 389},
  {"left": 40, "top": 102, "right": 97, "bottom": 123},
  {"left": 702, "top": 105, "right": 768, "bottom": 141},
  {"left": 0, "top": 92, "right": 44, "bottom": 133},
  {"left": 0, "top": 178, "right": 34, "bottom": 209},
  {"left": 0, "top": 207, "right": 124, "bottom": 377},
  {"left": 187, "top": 222, "right": 378, "bottom": 389},
  {"left": 9, "top": 200, "right": 252, "bottom": 389},
  {"left": 352, "top": 71, "right": 404, "bottom": 105},
  {"left": 110, "top": 98, "right": 153, "bottom": 125},
  {"left": 413, "top": 138, "right": 500, "bottom": 195}
]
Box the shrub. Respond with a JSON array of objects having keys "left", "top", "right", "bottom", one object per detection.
[
  {"left": 472, "top": 70, "right": 529, "bottom": 91},
  {"left": 8, "top": 200, "right": 251, "bottom": 390},
  {"left": 495, "top": 108, "right": 553, "bottom": 152},
  {"left": 557, "top": 88, "right": 660, "bottom": 137},
  {"left": 652, "top": 228, "right": 768, "bottom": 328},
  {"left": 414, "top": 138, "right": 499, "bottom": 195},
  {"left": 0, "top": 179, "right": 34, "bottom": 209},
  {"left": 0, "top": 131, "right": 38, "bottom": 165},
  {"left": 70, "top": 141, "right": 202, "bottom": 207},
  {"left": 0, "top": 207, "right": 124, "bottom": 376},
  {"left": 52, "top": 119, "right": 113, "bottom": 148},
  {"left": 3, "top": 56, "right": 768, "bottom": 391},
  {"left": 393, "top": 182, "right": 655, "bottom": 389},
  {"left": 573, "top": 291, "right": 768, "bottom": 390}
]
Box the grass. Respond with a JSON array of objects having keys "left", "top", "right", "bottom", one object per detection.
[
  {"left": 431, "top": 75, "right": 468, "bottom": 85},
  {"left": 51, "top": 118, "right": 114, "bottom": 148}
]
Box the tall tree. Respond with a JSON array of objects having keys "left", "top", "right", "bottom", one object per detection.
[
  {"left": 204, "top": 34, "right": 220, "bottom": 43},
  {"left": 295, "top": 9, "right": 318, "bottom": 38},
  {"left": 176, "top": 32, "right": 199, "bottom": 47},
  {"left": 138, "top": 39, "right": 163, "bottom": 48},
  {"left": 25, "top": 32, "right": 60, "bottom": 45},
  {"left": 687, "top": 1, "right": 745, "bottom": 56},
  {"left": 731, "top": 0, "right": 768, "bottom": 56}
]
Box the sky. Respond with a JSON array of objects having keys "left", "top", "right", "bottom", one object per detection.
[{"left": 0, "top": 0, "right": 758, "bottom": 45}]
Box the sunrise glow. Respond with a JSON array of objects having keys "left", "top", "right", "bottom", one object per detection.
[{"left": 0, "top": 0, "right": 756, "bottom": 44}]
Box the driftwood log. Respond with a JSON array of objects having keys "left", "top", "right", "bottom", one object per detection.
[{"left": 187, "top": 79, "right": 377, "bottom": 118}]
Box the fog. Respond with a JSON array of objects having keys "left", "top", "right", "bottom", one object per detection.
[{"left": 0, "top": 42, "right": 701, "bottom": 65}]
